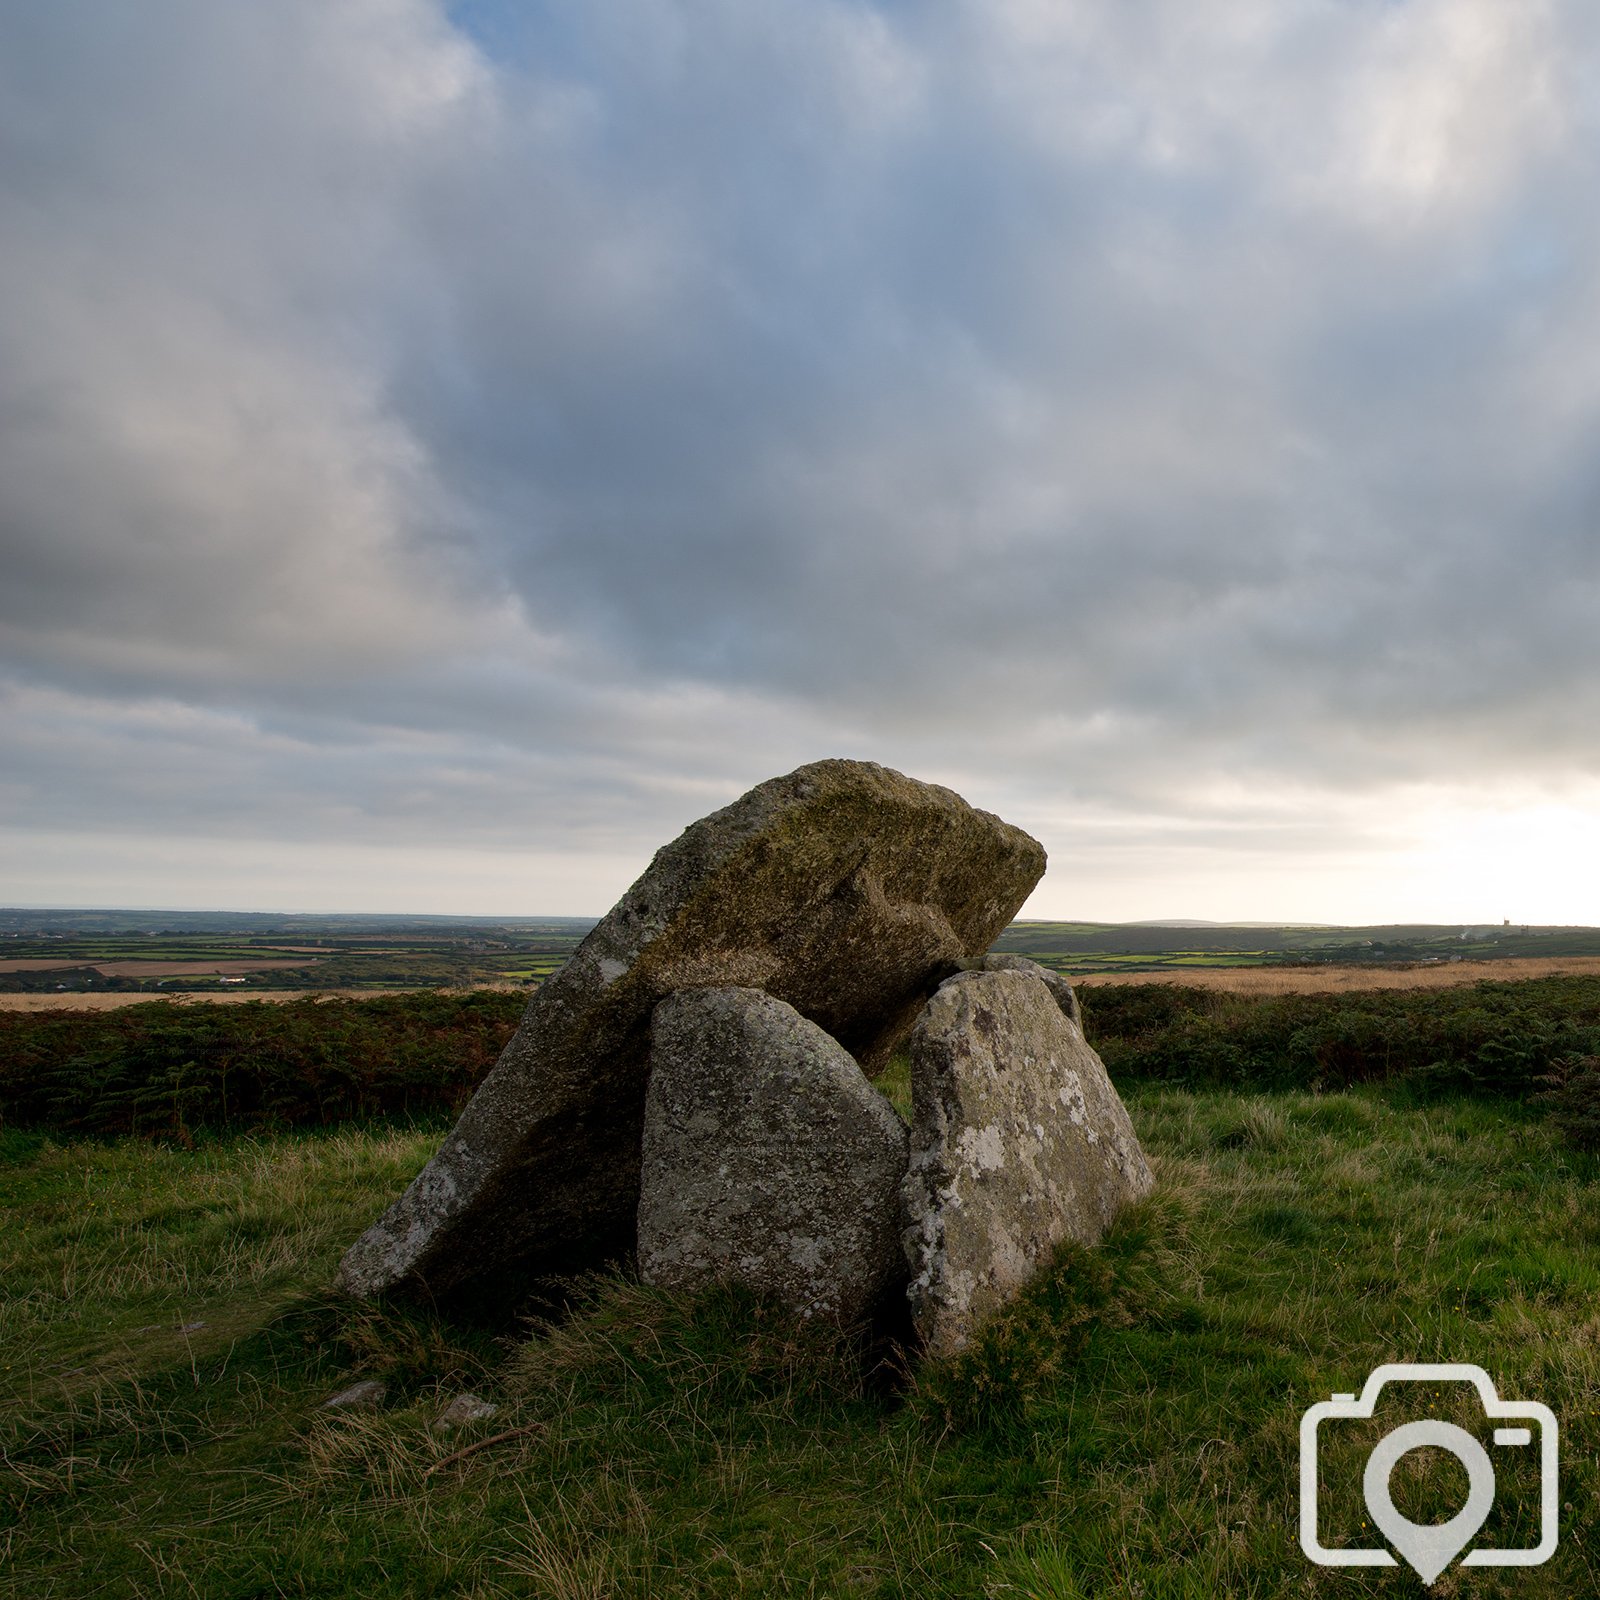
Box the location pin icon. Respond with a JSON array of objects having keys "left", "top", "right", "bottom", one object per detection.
[{"left": 1363, "top": 1420, "right": 1496, "bottom": 1586}]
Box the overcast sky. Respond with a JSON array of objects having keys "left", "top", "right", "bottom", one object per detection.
[{"left": 4, "top": 0, "right": 1600, "bottom": 923}]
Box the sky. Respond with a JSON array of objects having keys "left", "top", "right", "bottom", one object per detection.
[{"left": 4, "top": 0, "right": 1600, "bottom": 924}]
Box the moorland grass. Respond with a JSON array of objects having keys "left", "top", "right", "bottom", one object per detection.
[{"left": 6, "top": 1088, "right": 1600, "bottom": 1597}]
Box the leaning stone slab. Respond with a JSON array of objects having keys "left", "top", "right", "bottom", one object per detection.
[
  {"left": 338, "top": 760, "right": 1044, "bottom": 1299},
  {"left": 638, "top": 986, "right": 909, "bottom": 1324},
  {"left": 902, "top": 968, "right": 1152, "bottom": 1358}
]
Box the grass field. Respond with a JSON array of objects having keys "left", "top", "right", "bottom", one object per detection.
[{"left": 6, "top": 1084, "right": 1599, "bottom": 1597}]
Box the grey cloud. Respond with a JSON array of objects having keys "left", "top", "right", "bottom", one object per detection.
[
  {"left": 5, "top": 0, "right": 1600, "bottom": 912},
  {"left": 397, "top": 1, "right": 1600, "bottom": 794}
]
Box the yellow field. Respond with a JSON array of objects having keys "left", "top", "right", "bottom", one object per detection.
[
  {"left": 1074, "top": 955, "right": 1600, "bottom": 993},
  {"left": 0, "top": 987, "right": 404, "bottom": 1011},
  {"left": 0, "top": 983, "right": 531, "bottom": 1012}
]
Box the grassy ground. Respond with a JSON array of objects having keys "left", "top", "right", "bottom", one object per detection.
[{"left": 4, "top": 1090, "right": 1600, "bottom": 1598}]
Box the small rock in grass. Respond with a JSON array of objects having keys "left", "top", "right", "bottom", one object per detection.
[
  {"left": 320, "top": 1379, "right": 387, "bottom": 1411},
  {"left": 433, "top": 1392, "right": 499, "bottom": 1431}
]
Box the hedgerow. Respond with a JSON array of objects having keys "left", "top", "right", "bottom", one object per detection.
[
  {"left": 8, "top": 975, "right": 1600, "bottom": 1142},
  {"left": 1080, "top": 974, "right": 1600, "bottom": 1098},
  {"left": 0, "top": 991, "right": 526, "bottom": 1139}
]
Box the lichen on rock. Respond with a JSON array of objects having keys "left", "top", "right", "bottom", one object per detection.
[
  {"left": 637, "top": 985, "right": 908, "bottom": 1324},
  {"left": 901, "top": 967, "right": 1152, "bottom": 1357}
]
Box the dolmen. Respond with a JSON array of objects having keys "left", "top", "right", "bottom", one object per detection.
[{"left": 338, "top": 759, "right": 1152, "bottom": 1355}]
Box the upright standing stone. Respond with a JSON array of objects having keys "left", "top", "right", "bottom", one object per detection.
[
  {"left": 958, "top": 952, "right": 1081, "bottom": 1027},
  {"left": 638, "top": 986, "right": 908, "bottom": 1323},
  {"left": 338, "top": 760, "right": 1044, "bottom": 1299},
  {"left": 902, "top": 968, "right": 1152, "bottom": 1357}
]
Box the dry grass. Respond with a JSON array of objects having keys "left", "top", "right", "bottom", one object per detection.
[
  {"left": 1074, "top": 954, "right": 1600, "bottom": 994},
  {"left": 0, "top": 983, "right": 530, "bottom": 1011},
  {"left": 0, "top": 958, "right": 318, "bottom": 976},
  {"left": 0, "top": 987, "right": 428, "bottom": 1011}
]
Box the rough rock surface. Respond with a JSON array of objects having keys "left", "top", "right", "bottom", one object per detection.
[
  {"left": 339, "top": 760, "right": 1044, "bottom": 1299},
  {"left": 957, "top": 952, "right": 1081, "bottom": 1027},
  {"left": 638, "top": 986, "right": 909, "bottom": 1324},
  {"left": 320, "top": 1379, "right": 387, "bottom": 1411},
  {"left": 902, "top": 968, "right": 1152, "bottom": 1357},
  {"left": 433, "top": 1393, "right": 499, "bottom": 1431}
]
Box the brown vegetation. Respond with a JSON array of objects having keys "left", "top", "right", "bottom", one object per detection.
[
  {"left": 0, "top": 958, "right": 317, "bottom": 976},
  {"left": 0, "top": 987, "right": 386, "bottom": 1011},
  {"left": 1075, "top": 955, "right": 1600, "bottom": 993},
  {"left": 0, "top": 982, "right": 528, "bottom": 1011}
]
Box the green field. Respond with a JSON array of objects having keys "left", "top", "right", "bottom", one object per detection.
[
  {"left": 0, "top": 912, "right": 597, "bottom": 994},
  {"left": 994, "top": 920, "right": 1600, "bottom": 977}
]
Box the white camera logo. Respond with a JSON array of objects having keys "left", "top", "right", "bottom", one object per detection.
[{"left": 1300, "top": 1363, "right": 1558, "bottom": 1586}]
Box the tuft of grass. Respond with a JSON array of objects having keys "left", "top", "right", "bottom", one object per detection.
[
  {"left": 874, "top": 1050, "right": 913, "bottom": 1120},
  {"left": 912, "top": 1237, "right": 1126, "bottom": 1438}
]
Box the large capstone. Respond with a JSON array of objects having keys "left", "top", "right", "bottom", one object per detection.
[
  {"left": 902, "top": 967, "right": 1152, "bottom": 1358},
  {"left": 637, "top": 986, "right": 908, "bottom": 1324},
  {"left": 338, "top": 760, "right": 1044, "bottom": 1299}
]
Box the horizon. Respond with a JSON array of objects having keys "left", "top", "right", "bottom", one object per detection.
[{"left": 3, "top": 902, "right": 1588, "bottom": 934}]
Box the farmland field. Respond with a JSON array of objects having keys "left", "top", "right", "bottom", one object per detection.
[
  {"left": 0, "top": 910, "right": 595, "bottom": 997},
  {"left": 20, "top": 959, "right": 1600, "bottom": 1012},
  {"left": 0, "top": 987, "right": 475, "bottom": 1012},
  {"left": 9, "top": 908, "right": 1600, "bottom": 1002}
]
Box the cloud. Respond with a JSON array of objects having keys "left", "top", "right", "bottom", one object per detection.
[
  {"left": 0, "top": 0, "right": 498, "bottom": 691},
  {"left": 4, "top": 0, "right": 1600, "bottom": 915}
]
